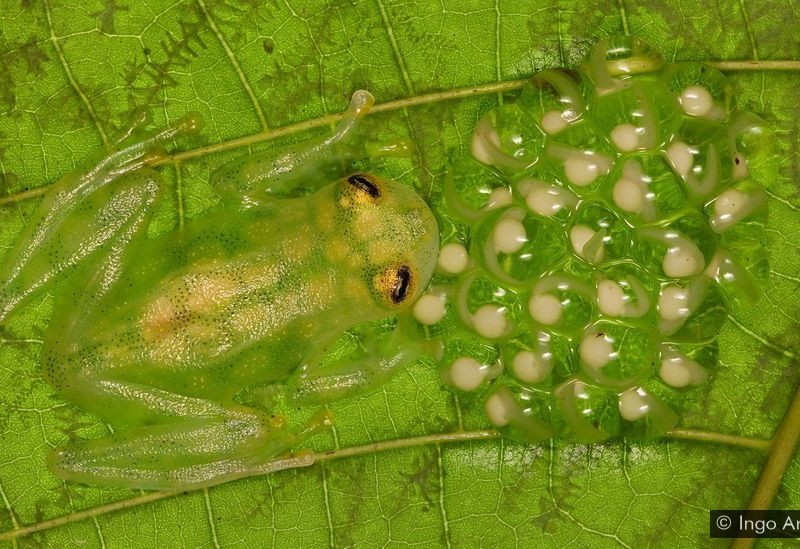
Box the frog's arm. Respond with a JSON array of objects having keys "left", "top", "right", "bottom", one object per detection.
[
  {"left": 211, "top": 91, "right": 409, "bottom": 205},
  {"left": 0, "top": 116, "right": 200, "bottom": 322},
  {"left": 287, "top": 315, "right": 437, "bottom": 406}
]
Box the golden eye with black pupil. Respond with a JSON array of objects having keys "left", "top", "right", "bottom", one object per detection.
[
  {"left": 374, "top": 263, "right": 417, "bottom": 307},
  {"left": 347, "top": 174, "right": 381, "bottom": 199},
  {"left": 391, "top": 265, "right": 412, "bottom": 304}
]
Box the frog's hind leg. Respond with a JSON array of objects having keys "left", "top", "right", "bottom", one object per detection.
[
  {"left": 43, "top": 339, "right": 332, "bottom": 489},
  {"left": 48, "top": 389, "right": 332, "bottom": 490},
  {"left": 0, "top": 170, "right": 163, "bottom": 324},
  {"left": 0, "top": 115, "right": 200, "bottom": 321}
]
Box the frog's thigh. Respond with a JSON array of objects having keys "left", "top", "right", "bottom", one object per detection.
[
  {"left": 49, "top": 391, "right": 297, "bottom": 490},
  {"left": 1, "top": 170, "right": 163, "bottom": 321},
  {"left": 55, "top": 169, "right": 164, "bottom": 296},
  {"left": 45, "top": 353, "right": 309, "bottom": 489}
]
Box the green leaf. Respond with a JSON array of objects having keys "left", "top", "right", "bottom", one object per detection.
[{"left": 1, "top": 0, "right": 798, "bottom": 546}]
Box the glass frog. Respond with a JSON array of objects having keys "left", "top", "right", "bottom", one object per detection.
[{"left": 0, "top": 91, "right": 439, "bottom": 490}]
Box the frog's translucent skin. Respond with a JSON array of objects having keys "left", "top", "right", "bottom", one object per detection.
[
  {"left": 422, "top": 37, "right": 775, "bottom": 444},
  {"left": 0, "top": 91, "right": 439, "bottom": 489}
]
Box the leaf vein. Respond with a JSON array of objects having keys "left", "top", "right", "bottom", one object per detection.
[
  {"left": 727, "top": 315, "right": 797, "bottom": 359},
  {"left": 321, "top": 465, "right": 335, "bottom": 548},
  {"left": 203, "top": 488, "right": 221, "bottom": 549},
  {"left": 196, "top": 0, "right": 269, "bottom": 130},
  {"left": 435, "top": 444, "right": 452, "bottom": 549},
  {"left": 43, "top": 0, "right": 108, "bottom": 145},
  {"left": 375, "top": 0, "right": 414, "bottom": 95},
  {"left": 737, "top": 0, "right": 760, "bottom": 61}
]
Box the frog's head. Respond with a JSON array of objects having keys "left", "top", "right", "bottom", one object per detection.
[{"left": 330, "top": 172, "right": 439, "bottom": 311}]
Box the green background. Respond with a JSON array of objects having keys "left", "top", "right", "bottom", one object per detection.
[{"left": 1, "top": 0, "right": 799, "bottom": 546}]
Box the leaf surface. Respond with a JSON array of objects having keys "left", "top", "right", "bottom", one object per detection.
[{"left": 0, "top": 0, "right": 798, "bottom": 546}]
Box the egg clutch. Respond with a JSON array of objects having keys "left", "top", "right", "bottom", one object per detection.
[{"left": 412, "top": 37, "right": 774, "bottom": 443}]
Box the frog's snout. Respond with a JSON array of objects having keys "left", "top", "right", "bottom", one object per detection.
[{"left": 407, "top": 199, "right": 440, "bottom": 299}]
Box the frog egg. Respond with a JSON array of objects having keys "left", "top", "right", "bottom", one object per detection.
[
  {"left": 541, "top": 110, "right": 570, "bottom": 134},
  {"left": 448, "top": 357, "right": 488, "bottom": 391},
  {"left": 657, "top": 277, "right": 711, "bottom": 336},
  {"left": 553, "top": 378, "right": 621, "bottom": 442},
  {"left": 617, "top": 387, "right": 680, "bottom": 438},
  {"left": 472, "top": 207, "right": 567, "bottom": 284},
  {"left": 484, "top": 386, "right": 555, "bottom": 442},
  {"left": 484, "top": 387, "right": 515, "bottom": 427},
  {"left": 528, "top": 293, "right": 562, "bottom": 325},
  {"left": 564, "top": 154, "right": 609, "bottom": 186},
  {"left": 669, "top": 121, "right": 733, "bottom": 197},
  {"left": 492, "top": 217, "right": 527, "bottom": 254},
  {"left": 662, "top": 238, "right": 705, "bottom": 278},
  {"left": 678, "top": 85, "right": 714, "bottom": 117},
  {"left": 613, "top": 155, "right": 687, "bottom": 224},
  {"left": 637, "top": 227, "right": 706, "bottom": 278},
  {"left": 709, "top": 189, "right": 748, "bottom": 232},
  {"left": 596, "top": 280, "right": 626, "bottom": 316},
  {"left": 470, "top": 106, "right": 543, "bottom": 172},
  {"left": 511, "top": 350, "right": 552, "bottom": 384},
  {"left": 413, "top": 293, "right": 446, "bottom": 325},
  {"left": 612, "top": 177, "right": 645, "bottom": 214},
  {"left": 729, "top": 112, "right": 778, "bottom": 185},
  {"left": 578, "top": 322, "right": 656, "bottom": 390},
  {"left": 443, "top": 158, "right": 509, "bottom": 221},
  {"left": 455, "top": 272, "right": 520, "bottom": 338},
  {"left": 517, "top": 68, "right": 584, "bottom": 134},
  {"left": 485, "top": 187, "right": 513, "bottom": 210},
  {"left": 471, "top": 117, "right": 503, "bottom": 166},
  {"left": 528, "top": 274, "right": 595, "bottom": 334},
  {"left": 595, "top": 266, "right": 654, "bottom": 319},
  {"left": 610, "top": 123, "right": 642, "bottom": 152},
  {"left": 583, "top": 37, "right": 664, "bottom": 95},
  {"left": 547, "top": 143, "right": 613, "bottom": 189},
  {"left": 518, "top": 179, "right": 578, "bottom": 218},
  {"left": 472, "top": 304, "right": 509, "bottom": 339},
  {"left": 659, "top": 345, "right": 709, "bottom": 388},
  {"left": 572, "top": 203, "right": 630, "bottom": 264},
  {"left": 659, "top": 278, "right": 726, "bottom": 341},
  {"left": 438, "top": 242, "right": 469, "bottom": 274},
  {"left": 579, "top": 331, "right": 617, "bottom": 370},
  {"left": 704, "top": 249, "right": 762, "bottom": 308},
  {"left": 657, "top": 284, "right": 692, "bottom": 321},
  {"left": 708, "top": 187, "right": 764, "bottom": 233},
  {"left": 569, "top": 224, "right": 605, "bottom": 263},
  {"left": 618, "top": 388, "right": 650, "bottom": 421},
  {"left": 664, "top": 141, "right": 695, "bottom": 178}
]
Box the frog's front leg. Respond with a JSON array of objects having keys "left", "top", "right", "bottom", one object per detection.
[
  {"left": 0, "top": 115, "right": 200, "bottom": 321},
  {"left": 212, "top": 90, "right": 408, "bottom": 205},
  {"left": 287, "top": 315, "right": 437, "bottom": 406}
]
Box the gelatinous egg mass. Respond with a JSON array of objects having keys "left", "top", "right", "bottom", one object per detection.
[{"left": 420, "top": 37, "right": 775, "bottom": 444}]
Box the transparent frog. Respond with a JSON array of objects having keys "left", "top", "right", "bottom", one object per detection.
[{"left": 0, "top": 91, "right": 439, "bottom": 490}]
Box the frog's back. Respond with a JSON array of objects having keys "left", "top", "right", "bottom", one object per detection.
[{"left": 46, "top": 173, "right": 439, "bottom": 399}]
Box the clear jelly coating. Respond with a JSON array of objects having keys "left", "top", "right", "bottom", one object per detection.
[{"left": 416, "top": 37, "right": 775, "bottom": 444}]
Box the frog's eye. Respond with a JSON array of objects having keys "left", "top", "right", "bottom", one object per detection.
[
  {"left": 374, "top": 263, "right": 417, "bottom": 307},
  {"left": 391, "top": 265, "right": 412, "bottom": 303},
  {"left": 347, "top": 173, "right": 381, "bottom": 199}
]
